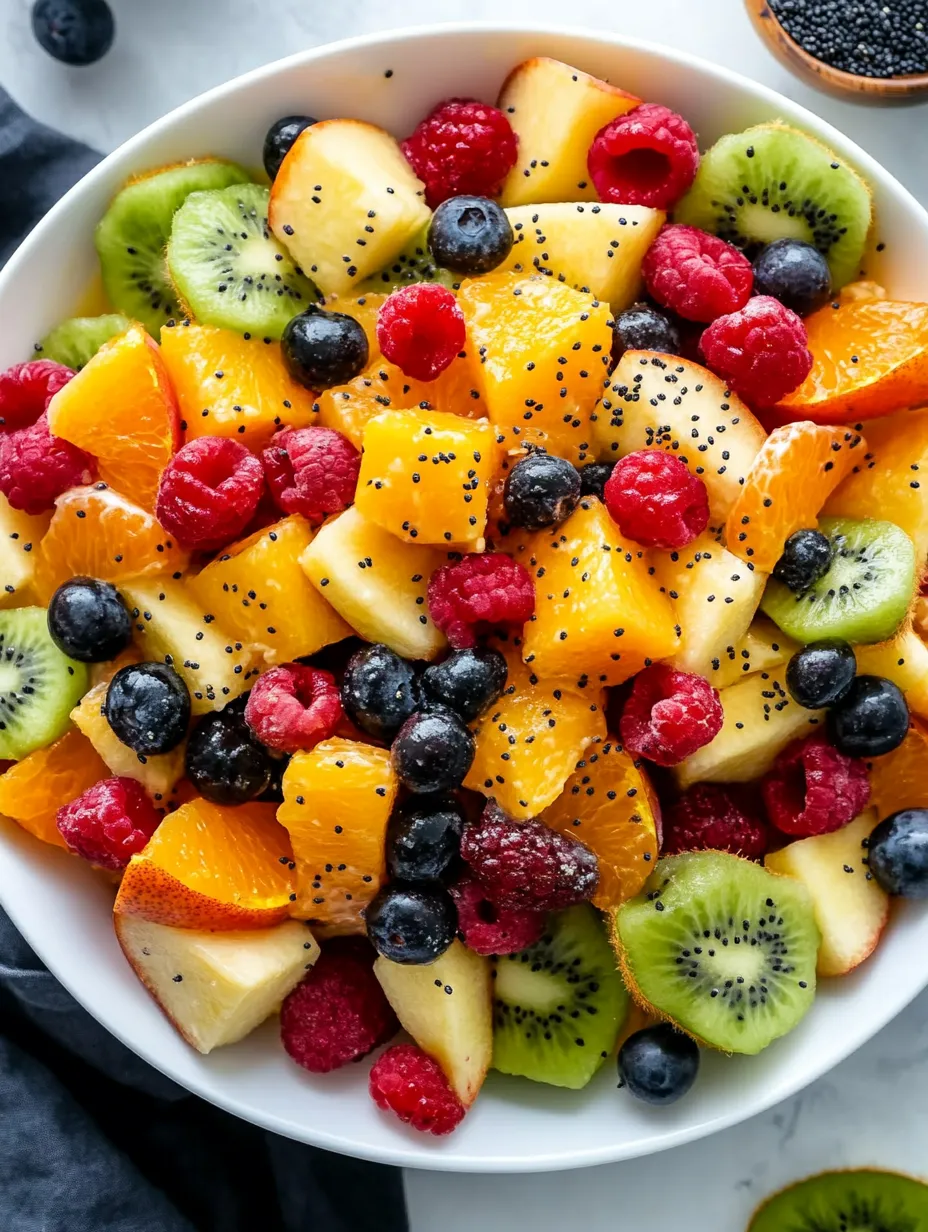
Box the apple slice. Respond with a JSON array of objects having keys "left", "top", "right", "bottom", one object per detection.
[
  {"left": 115, "top": 914, "right": 319, "bottom": 1053},
  {"left": 0, "top": 494, "right": 50, "bottom": 609}
]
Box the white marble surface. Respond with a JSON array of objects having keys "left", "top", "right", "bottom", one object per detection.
[{"left": 3, "top": 2, "right": 928, "bottom": 1227}]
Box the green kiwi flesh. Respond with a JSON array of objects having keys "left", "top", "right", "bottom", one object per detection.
[
  {"left": 749, "top": 1169, "right": 928, "bottom": 1232},
  {"left": 0, "top": 608, "right": 89, "bottom": 761},
  {"left": 614, "top": 851, "right": 819, "bottom": 1055},
  {"left": 167, "top": 182, "right": 318, "bottom": 340},
  {"left": 674, "top": 123, "right": 872, "bottom": 289},
  {"left": 94, "top": 159, "right": 250, "bottom": 338},
  {"left": 357, "top": 224, "right": 458, "bottom": 293},
  {"left": 491, "top": 904, "right": 629, "bottom": 1089},
  {"left": 762, "top": 516, "right": 916, "bottom": 646},
  {"left": 35, "top": 314, "right": 132, "bottom": 370}
]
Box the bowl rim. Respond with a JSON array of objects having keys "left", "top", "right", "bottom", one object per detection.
[{"left": 2, "top": 21, "right": 928, "bottom": 1173}]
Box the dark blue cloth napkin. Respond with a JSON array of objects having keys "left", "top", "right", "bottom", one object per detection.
[{"left": 0, "top": 86, "right": 408, "bottom": 1232}]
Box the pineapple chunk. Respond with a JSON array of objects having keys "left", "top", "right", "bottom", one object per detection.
[
  {"left": 0, "top": 494, "right": 49, "bottom": 609},
  {"left": 856, "top": 628, "right": 928, "bottom": 720},
  {"left": 299, "top": 506, "right": 448, "bottom": 660},
  {"left": 115, "top": 914, "right": 318, "bottom": 1053},
  {"left": 375, "top": 940, "right": 492, "bottom": 1106},
  {"left": 71, "top": 681, "right": 184, "bottom": 799},
  {"left": 186, "top": 516, "right": 351, "bottom": 665},
  {"left": 269, "top": 119, "right": 430, "bottom": 298},
  {"left": 121, "top": 578, "right": 260, "bottom": 714},
  {"left": 498, "top": 58, "right": 640, "bottom": 206},
  {"left": 706, "top": 617, "right": 798, "bottom": 691},
  {"left": 502, "top": 202, "right": 664, "bottom": 311},
  {"left": 355, "top": 409, "right": 496, "bottom": 546}
]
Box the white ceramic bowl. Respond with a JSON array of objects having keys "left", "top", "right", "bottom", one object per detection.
[{"left": 2, "top": 23, "right": 927, "bottom": 1174}]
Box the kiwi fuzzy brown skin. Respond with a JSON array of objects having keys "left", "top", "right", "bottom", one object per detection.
[{"left": 747, "top": 1168, "right": 928, "bottom": 1232}]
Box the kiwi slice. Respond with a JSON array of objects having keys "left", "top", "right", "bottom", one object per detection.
[
  {"left": 34, "top": 313, "right": 132, "bottom": 370},
  {"left": 491, "top": 904, "right": 629, "bottom": 1089},
  {"left": 675, "top": 123, "right": 872, "bottom": 289},
  {"left": 0, "top": 608, "right": 89, "bottom": 761},
  {"left": 357, "top": 224, "right": 459, "bottom": 293},
  {"left": 749, "top": 1169, "right": 928, "bottom": 1232},
  {"left": 95, "top": 159, "right": 250, "bottom": 338},
  {"left": 762, "top": 516, "right": 916, "bottom": 646},
  {"left": 167, "top": 182, "right": 318, "bottom": 340},
  {"left": 614, "top": 851, "right": 819, "bottom": 1055}
]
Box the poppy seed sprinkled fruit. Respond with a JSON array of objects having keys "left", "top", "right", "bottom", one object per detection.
[
  {"left": 419, "top": 647, "right": 508, "bottom": 722},
  {"left": 280, "top": 305, "right": 369, "bottom": 391},
  {"left": 752, "top": 238, "right": 833, "bottom": 318},
  {"left": 829, "top": 675, "right": 910, "bottom": 759},
  {"left": 772, "top": 528, "right": 834, "bottom": 594},
  {"left": 104, "top": 662, "right": 191, "bottom": 756},
  {"left": 365, "top": 883, "right": 458, "bottom": 964},
  {"left": 867, "top": 809, "right": 928, "bottom": 898},
  {"left": 391, "top": 710, "right": 476, "bottom": 794},
  {"left": 263, "top": 115, "right": 317, "bottom": 181},
  {"left": 503, "top": 452, "right": 581, "bottom": 531},
  {"left": 427, "top": 196, "right": 514, "bottom": 275},
  {"left": 386, "top": 795, "right": 464, "bottom": 882},
  {"left": 617, "top": 1024, "right": 700, "bottom": 1106},
  {"left": 786, "top": 640, "right": 857, "bottom": 710},
  {"left": 185, "top": 706, "right": 274, "bottom": 805},
  {"left": 341, "top": 643, "right": 420, "bottom": 741},
  {"left": 577, "top": 461, "right": 615, "bottom": 501},
  {"left": 47, "top": 577, "right": 132, "bottom": 663},
  {"left": 610, "top": 302, "right": 681, "bottom": 369}
]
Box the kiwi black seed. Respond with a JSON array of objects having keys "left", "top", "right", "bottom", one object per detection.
[
  {"left": 0, "top": 607, "right": 89, "bottom": 761},
  {"left": 748, "top": 1168, "right": 928, "bottom": 1232},
  {"left": 34, "top": 313, "right": 132, "bottom": 370},
  {"left": 358, "top": 224, "right": 460, "bottom": 293}
]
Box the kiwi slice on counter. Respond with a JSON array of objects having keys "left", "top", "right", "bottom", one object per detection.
[
  {"left": 34, "top": 313, "right": 132, "bottom": 370},
  {"left": 749, "top": 1169, "right": 928, "bottom": 1232},
  {"left": 614, "top": 851, "right": 819, "bottom": 1055},
  {"left": 491, "top": 904, "right": 629, "bottom": 1090},
  {"left": 762, "top": 516, "right": 916, "bottom": 646},
  {"left": 675, "top": 123, "right": 872, "bottom": 289},
  {"left": 94, "top": 159, "right": 250, "bottom": 338},
  {"left": 0, "top": 608, "right": 89, "bottom": 761},
  {"left": 357, "top": 224, "right": 459, "bottom": 293},
  {"left": 167, "top": 182, "right": 318, "bottom": 340}
]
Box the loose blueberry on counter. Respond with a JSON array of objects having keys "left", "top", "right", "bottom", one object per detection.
[
  {"left": 365, "top": 883, "right": 458, "bottom": 964},
  {"left": 427, "top": 196, "right": 514, "bottom": 275},
  {"left": 32, "top": 0, "right": 115, "bottom": 66},
  {"left": 47, "top": 576, "right": 132, "bottom": 663},
  {"left": 772, "top": 528, "right": 834, "bottom": 594},
  {"left": 391, "top": 710, "right": 475, "bottom": 794},
  {"left": 281, "top": 304, "right": 369, "bottom": 391},
  {"left": 341, "top": 643, "right": 420, "bottom": 741},
  {"left": 185, "top": 707, "right": 274, "bottom": 805},
  {"left": 752, "top": 239, "right": 832, "bottom": 318},
  {"left": 104, "top": 662, "right": 191, "bottom": 756},
  {"left": 386, "top": 795, "right": 464, "bottom": 882},
  {"left": 577, "top": 461, "right": 615, "bottom": 501},
  {"left": 617, "top": 1024, "right": 700, "bottom": 1106},
  {"left": 785, "top": 640, "right": 857, "bottom": 710},
  {"left": 867, "top": 809, "right": 928, "bottom": 898},
  {"left": 419, "top": 647, "right": 507, "bottom": 722},
  {"left": 263, "top": 115, "right": 317, "bottom": 180},
  {"left": 504, "top": 452, "right": 582, "bottom": 531},
  {"left": 829, "top": 674, "right": 909, "bottom": 758},
  {"left": 610, "top": 302, "right": 680, "bottom": 369}
]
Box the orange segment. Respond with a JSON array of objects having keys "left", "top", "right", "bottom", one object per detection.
[
  {"left": 868, "top": 719, "right": 928, "bottom": 819},
  {"left": 114, "top": 799, "right": 295, "bottom": 929},
  {"left": 725, "top": 422, "right": 867, "bottom": 572},
  {"left": 46, "top": 324, "right": 180, "bottom": 511},
  {"left": 34, "top": 484, "right": 190, "bottom": 603},
  {"left": 0, "top": 730, "right": 108, "bottom": 848}
]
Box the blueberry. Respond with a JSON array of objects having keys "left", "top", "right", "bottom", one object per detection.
[
  {"left": 752, "top": 239, "right": 832, "bottom": 317},
  {"left": 829, "top": 675, "right": 909, "bottom": 758},
  {"left": 386, "top": 795, "right": 464, "bottom": 881},
  {"left": 391, "top": 710, "right": 475, "bottom": 794},
  {"left": 785, "top": 640, "right": 857, "bottom": 709},
  {"left": 259, "top": 753, "right": 290, "bottom": 804},
  {"left": 610, "top": 302, "right": 680, "bottom": 369},
  {"left": 365, "top": 883, "right": 458, "bottom": 964},
  {"left": 263, "top": 115, "right": 316, "bottom": 181},
  {"left": 772, "top": 528, "right": 834, "bottom": 594},
  {"left": 104, "top": 662, "right": 190, "bottom": 756},
  {"left": 419, "top": 648, "right": 507, "bottom": 722},
  {"left": 281, "top": 305, "right": 369, "bottom": 391},
  {"left": 427, "top": 196, "right": 514, "bottom": 275},
  {"left": 47, "top": 577, "right": 132, "bottom": 663},
  {"left": 577, "top": 461, "right": 615, "bottom": 501},
  {"left": 32, "top": 0, "right": 114, "bottom": 66},
  {"left": 504, "top": 452, "right": 581, "bottom": 531},
  {"left": 341, "top": 643, "right": 419, "bottom": 740},
  {"left": 185, "top": 707, "right": 274, "bottom": 805},
  {"left": 617, "top": 1024, "right": 700, "bottom": 1106},
  {"left": 868, "top": 809, "right": 928, "bottom": 898}
]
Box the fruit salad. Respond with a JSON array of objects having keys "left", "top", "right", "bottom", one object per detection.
[{"left": 2, "top": 53, "right": 928, "bottom": 1139}]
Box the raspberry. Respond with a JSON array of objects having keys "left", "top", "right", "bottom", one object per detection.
[
  {"left": 448, "top": 871, "right": 546, "bottom": 956},
  {"left": 376, "top": 284, "right": 466, "bottom": 382},
  {"left": 155, "top": 436, "right": 265, "bottom": 551},
  {"left": 460, "top": 802, "right": 599, "bottom": 912},
  {"left": 368, "top": 1043, "right": 465, "bottom": 1135},
  {"left": 663, "top": 783, "right": 770, "bottom": 860},
  {"left": 620, "top": 664, "right": 723, "bottom": 767},
  {"left": 700, "top": 295, "right": 814, "bottom": 407},
  {"left": 427, "top": 552, "right": 535, "bottom": 649},
  {"left": 244, "top": 663, "right": 342, "bottom": 754},
  {"left": 603, "top": 450, "right": 709, "bottom": 550},
  {"left": 0, "top": 360, "right": 74, "bottom": 432},
  {"left": 587, "top": 104, "right": 700, "bottom": 210},
  {"left": 401, "top": 98, "right": 518, "bottom": 209},
  {"left": 642, "top": 224, "right": 754, "bottom": 323},
  {"left": 56, "top": 776, "right": 161, "bottom": 871},
  {"left": 280, "top": 937, "right": 398, "bottom": 1073},
  {"left": 762, "top": 732, "right": 870, "bottom": 837},
  {"left": 262, "top": 426, "right": 360, "bottom": 523},
  {"left": 0, "top": 414, "right": 94, "bottom": 514}
]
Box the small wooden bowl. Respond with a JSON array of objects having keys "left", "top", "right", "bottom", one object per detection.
[{"left": 746, "top": 0, "right": 928, "bottom": 104}]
